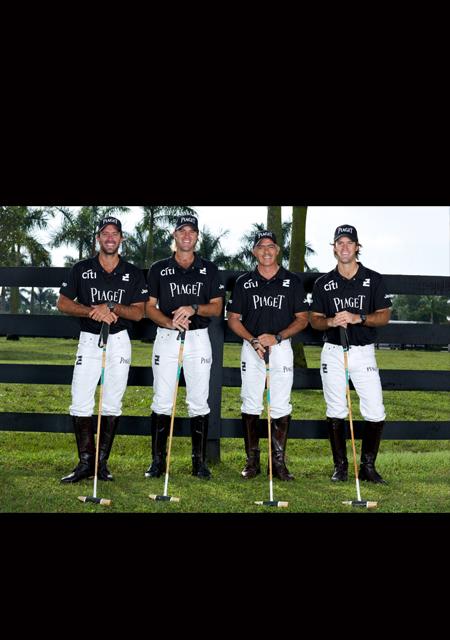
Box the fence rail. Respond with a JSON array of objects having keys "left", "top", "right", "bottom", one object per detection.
[{"left": 1, "top": 268, "right": 449, "bottom": 460}]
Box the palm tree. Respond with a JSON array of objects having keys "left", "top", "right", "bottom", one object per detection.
[
  {"left": 33, "top": 288, "right": 59, "bottom": 314},
  {"left": 26, "top": 237, "right": 52, "bottom": 314},
  {"left": 50, "top": 206, "right": 129, "bottom": 261},
  {"left": 289, "top": 206, "right": 310, "bottom": 368},
  {"left": 0, "top": 206, "right": 54, "bottom": 314},
  {"left": 267, "top": 206, "right": 283, "bottom": 266},
  {"left": 289, "top": 206, "right": 317, "bottom": 273},
  {"left": 197, "top": 226, "right": 231, "bottom": 268},
  {"left": 121, "top": 222, "right": 173, "bottom": 268}
]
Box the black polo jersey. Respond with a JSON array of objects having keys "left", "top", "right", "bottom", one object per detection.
[
  {"left": 59, "top": 254, "right": 149, "bottom": 335},
  {"left": 147, "top": 253, "right": 225, "bottom": 330},
  {"left": 226, "top": 266, "right": 309, "bottom": 336},
  {"left": 310, "top": 262, "right": 392, "bottom": 346}
]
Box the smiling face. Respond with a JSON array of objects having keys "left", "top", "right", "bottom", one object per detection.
[
  {"left": 97, "top": 224, "right": 123, "bottom": 255},
  {"left": 173, "top": 224, "right": 199, "bottom": 253},
  {"left": 252, "top": 239, "right": 280, "bottom": 267},
  {"left": 334, "top": 235, "right": 359, "bottom": 264}
]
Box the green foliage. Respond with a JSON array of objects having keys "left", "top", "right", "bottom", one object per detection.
[
  {"left": 0, "top": 206, "right": 54, "bottom": 267},
  {"left": 197, "top": 225, "right": 230, "bottom": 267},
  {"left": 50, "top": 206, "right": 129, "bottom": 261},
  {"left": 392, "top": 294, "right": 450, "bottom": 324},
  {"left": 0, "top": 206, "right": 54, "bottom": 314},
  {"left": 121, "top": 222, "right": 173, "bottom": 268}
]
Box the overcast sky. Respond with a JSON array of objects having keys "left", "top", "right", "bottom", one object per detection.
[{"left": 41, "top": 206, "right": 449, "bottom": 276}]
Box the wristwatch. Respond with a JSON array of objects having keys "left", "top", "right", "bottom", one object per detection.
[
  {"left": 107, "top": 302, "right": 116, "bottom": 313},
  {"left": 360, "top": 313, "right": 367, "bottom": 325},
  {"left": 191, "top": 303, "right": 199, "bottom": 315},
  {"left": 275, "top": 334, "right": 283, "bottom": 344}
]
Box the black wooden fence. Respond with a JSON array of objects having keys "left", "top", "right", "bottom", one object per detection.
[{"left": 0, "top": 267, "right": 449, "bottom": 461}]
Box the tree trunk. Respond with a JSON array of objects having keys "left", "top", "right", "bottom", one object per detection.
[
  {"left": 290, "top": 206, "right": 307, "bottom": 273},
  {"left": 267, "top": 206, "right": 282, "bottom": 266},
  {"left": 10, "top": 245, "right": 21, "bottom": 314},
  {"left": 30, "top": 287, "right": 35, "bottom": 314},
  {"left": 148, "top": 209, "right": 155, "bottom": 265},
  {"left": 91, "top": 206, "right": 98, "bottom": 256},
  {"left": 289, "top": 206, "right": 308, "bottom": 368}
]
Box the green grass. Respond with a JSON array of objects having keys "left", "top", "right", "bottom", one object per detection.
[
  {"left": 0, "top": 337, "right": 449, "bottom": 513},
  {"left": 1, "top": 432, "right": 449, "bottom": 513}
]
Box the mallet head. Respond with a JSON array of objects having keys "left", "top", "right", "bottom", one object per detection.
[
  {"left": 78, "top": 496, "right": 112, "bottom": 506},
  {"left": 342, "top": 500, "right": 378, "bottom": 510},
  {"left": 255, "top": 501, "right": 289, "bottom": 508},
  {"left": 149, "top": 494, "right": 180, "bottom": 503}
]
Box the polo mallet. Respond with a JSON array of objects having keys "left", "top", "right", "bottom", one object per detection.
[
  {"left": 255, "top": 348, "right": 289, "bottom": 508},
  {"left": 78, "top": 322, "right": 112, "bottom": 507},
  {"left": 149, "top": 330, "right": 185, "bottom": 503},
  {"left": 339, "top": 327, "right": 377, "bottom": 510}
]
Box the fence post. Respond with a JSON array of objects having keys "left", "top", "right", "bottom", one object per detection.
[{"left": 206, "top": 315, "right": 225, "bottom": 463}]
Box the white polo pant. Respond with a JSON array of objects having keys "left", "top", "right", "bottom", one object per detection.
[
  {"left": 320, "top": 342, "right": 386, "bottom": 422},
  {"left": 151, "top": 327, "right": 212, "bottom": 417},
  {"left": 70, "top": 330, "right": 131, "bottom": 417},
  {"left": 240, "top": 340, "right": 294, "bottom": 419}
]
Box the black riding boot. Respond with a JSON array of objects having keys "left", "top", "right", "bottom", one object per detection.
[
  {"left": 61, "top": 416, "right": 95, "bottom": 483},
  {"left": 270, "top": 415, "right": 294, "bottom": 481},
  {"left": 145, "top": 413, "right": 170, "bottom": 478},
  {"left": 327, "top": 417, "right": 348, "bottom": 481},
  {"left": 191, "top": 415, "right": 211, "bottom": 479},
  {"left": 359, "top": 421, "right": 387, "bottom": 484},
  {"left": 241, "top": 413, "right": 261, "bottom": 479},
  {"left": 98, "top": 416, "right": 120, "bottom": 481}
]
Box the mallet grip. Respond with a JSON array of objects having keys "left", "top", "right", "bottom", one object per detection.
[
  {"left": 339, "top": 326, "right": 348, "bottom": 349},
  {"left": 78, "top": 496, "right": 111, "bottom": 506},
  {"left": 149, "top": 495, "right": 180, "bottom": 502},
  {"left": 255, "top": 501, "right": 289, "bottom": 508}
]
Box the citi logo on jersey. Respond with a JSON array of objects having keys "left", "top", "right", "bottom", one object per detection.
[
  {"left": 244, "top": 280, "right": 258, "bottom": 289},
  {"left": 324, "top": 280, "right": 338, "bottom": 291},
  {"left": 161, "top": 267, "right": 175, "bottom": 276},
  {"left": 169, "top": 282, "right": 204, "bottom": 297},
  {"left": 90, "top": 288, "right": 126, "bottom": 304},
  {"left": 82, "top": 269, "right": 97, "bottom": 280},
  {"left": 252, "top": 294, "right": 285, "bottom": 309}
]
